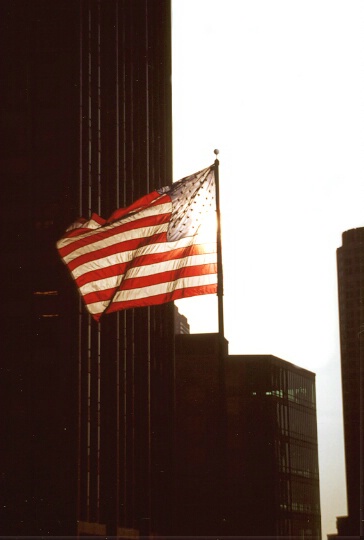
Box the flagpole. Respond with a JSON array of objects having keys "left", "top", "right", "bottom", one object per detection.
[
  {"left": 214, "top": 149, "right": 227, "bottom": 533},
  {"left": 214, "top": 149, "right": 224, "bottom": 339}
]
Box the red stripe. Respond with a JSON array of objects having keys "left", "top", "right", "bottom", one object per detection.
[
  {"left": 82, "top": 287, "right": 117, "bottom": 305},
  {"left": 120, "top": 263, "right": 217, "bottom": 292},
  {"left": 75, "top": 263, "right": 126, "bottom": 288},
  {"left": 81, "top": 263, "right": 217, "bottom": 305},
  {"left": 58, "top": 210, "right": 170, "bottom": 259},
  {"left": 106, "top": 283, "right": 218, "bottom": 313},
  {"left": 67, "top": 231, "right": 167, "bottom": 272},
  {"left": 74, "top": 242, "right": 215, "bottom": 288},
  {"left": 61, "top": 214, "right": 106, "bottom": 239},
  {"left": 130, "top": 242, "right": 216, "bottom": 268},
  {"left": 106, "top": 190, "right": 165, "bottom": 222}
]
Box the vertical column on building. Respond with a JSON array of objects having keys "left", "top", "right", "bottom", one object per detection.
[{"left": 76, "top": 1, "right": 173, "bottom": 536}]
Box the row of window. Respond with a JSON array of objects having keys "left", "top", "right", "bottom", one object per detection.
[
  {"left": 289, "top": 405, "right": 317, "bottom": 441},
  {"left": 280, "top": 502, "right": 319, "bottom": 513},
  {"left": 253, "top": 385, "right": 316, "bottom": 409},
  {"left": 275, "top": 402, "right": 317, "bottom": 441},
  {"left": 265, "top": 366, "right": 316, "bottom": 409},
  {"left": 275, "top": 438, "right": 319, "bottom": 479},
  {"left": 278, "top": 477, "right": 320, "bottom": 513}
]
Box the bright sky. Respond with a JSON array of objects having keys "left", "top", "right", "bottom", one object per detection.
[{"left": 171, "top": 1, "right": 364, "bottom": 537}]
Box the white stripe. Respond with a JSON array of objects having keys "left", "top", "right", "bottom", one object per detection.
[
  {"left": 86, "top": 298, "right": 112, "bottom": 316},
  {"left": 71, "top": 235, "right": 217, "bottom": 281},
  {"left": 85, "top": 274, "right": 217, "bottom": 317},
  {"left": 57, "top": 200, "right": 171, "bottom": 250},
  {"left": 78, "top": 252, "right": 217, "bottom": 297},
  {"left": 79, "top": 274, "right": 124, "bottom": 297},
  {"left": 112, "top": 273, "right": 218, "bottom": 304},
  {"left": 62, "top": 222, "right": 169, "bottom": 265},
  {"left": 123, "top": 252, "right": 217, "bottom": 280}
]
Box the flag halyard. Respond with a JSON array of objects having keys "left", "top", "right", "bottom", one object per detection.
[{"left": 57, "top": 165, "right": 217, "bottom": 321}]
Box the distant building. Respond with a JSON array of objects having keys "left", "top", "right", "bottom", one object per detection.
[
  {"left": 174, "top": 305, "right": 190, "bottom": 334},
  {"left": 331, "top": 227, "right": 364, "bottom": 538},
  {"left": 226, "top": 354, "right": 321, "bottom": 539},
  {"left": 174, "top": 335, "right": 321, "bottom": 538}
]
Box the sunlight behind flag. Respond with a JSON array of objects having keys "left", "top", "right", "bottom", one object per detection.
[{"left": 57, "top": 166, "right": 217, "bottom": 321}]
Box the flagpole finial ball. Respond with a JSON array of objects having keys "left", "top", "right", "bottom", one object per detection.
[{"left": 214, "top": 149, "right": 219, "bottom": 156}]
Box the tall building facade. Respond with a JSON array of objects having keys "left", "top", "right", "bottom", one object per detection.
[
  {"left": 1, "top": 1, "right": 174, "bottom": 536},
  {"left": 335, "top": 227, "right": 364, "bottom": 537}
]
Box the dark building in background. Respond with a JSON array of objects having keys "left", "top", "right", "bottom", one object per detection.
[
  {"left": 331, "top": 227, "right": 364, "bottom": 538},
  {"left": 227, "top": 354, "right": 321, "bottom": 539},
  {"left": 174, "top": 333, "right": 228, "bottom": 536},
  {"left": 174, "top": 335, "right": 321, "bottom": 539},
  {"left": 174, "top": 305, "right": 190, "bottom": 335},
  {"left": 1, "top": 1, "right": 174, "bottom": 537}
]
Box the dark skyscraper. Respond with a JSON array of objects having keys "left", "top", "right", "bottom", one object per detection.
[
  {"left": 1, "top": 1, "right": 173, "bottom": 536},
  {"left": 335, "top": 227, "right": 364, "bottom": 538}
]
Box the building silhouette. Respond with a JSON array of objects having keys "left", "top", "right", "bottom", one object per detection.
[
  {"left": 227, "top": 354, "right": 321, "bottom": 538},
  {"left": 174, "top": 333, "right": 228, "bottom": 536},
  {"left": 174, "top": 305, "right": 190, "bottom": 335},
  {"left": 330, "top": 227, "right": 364, "bottom": 538},
  {"left": 175, "top": 334, "right": 321, "bottom": 539},
  {"left": 1, "top": 0, "right": 174, "bottom": 536}
]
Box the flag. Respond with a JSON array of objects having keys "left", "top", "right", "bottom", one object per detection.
[{"left": 57, "top": 165, "right": 217, "bottom": 321}]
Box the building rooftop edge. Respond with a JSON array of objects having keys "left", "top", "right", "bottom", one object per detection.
[{"left": 229, "top": 353, "right": 316, "bottom": 377}]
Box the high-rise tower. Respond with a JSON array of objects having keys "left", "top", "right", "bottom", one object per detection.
[
  {"left": 336, "top": 227, "right": 364, "bottom": 537},
  {"left": 1, "top": 1, "right": 173, "bottom": 536}
]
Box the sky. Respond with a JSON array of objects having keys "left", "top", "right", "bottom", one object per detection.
[{"left": 171, "top": 1, "right": 364, "bottom": 537}]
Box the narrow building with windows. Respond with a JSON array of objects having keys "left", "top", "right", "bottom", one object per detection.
[{"left": 331, "top": 227, "right": 363, "bottom": 538}]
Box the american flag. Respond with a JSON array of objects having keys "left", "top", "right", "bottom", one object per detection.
[{"left": 57, "top": 165, "right": 217, "bottom": 321}]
